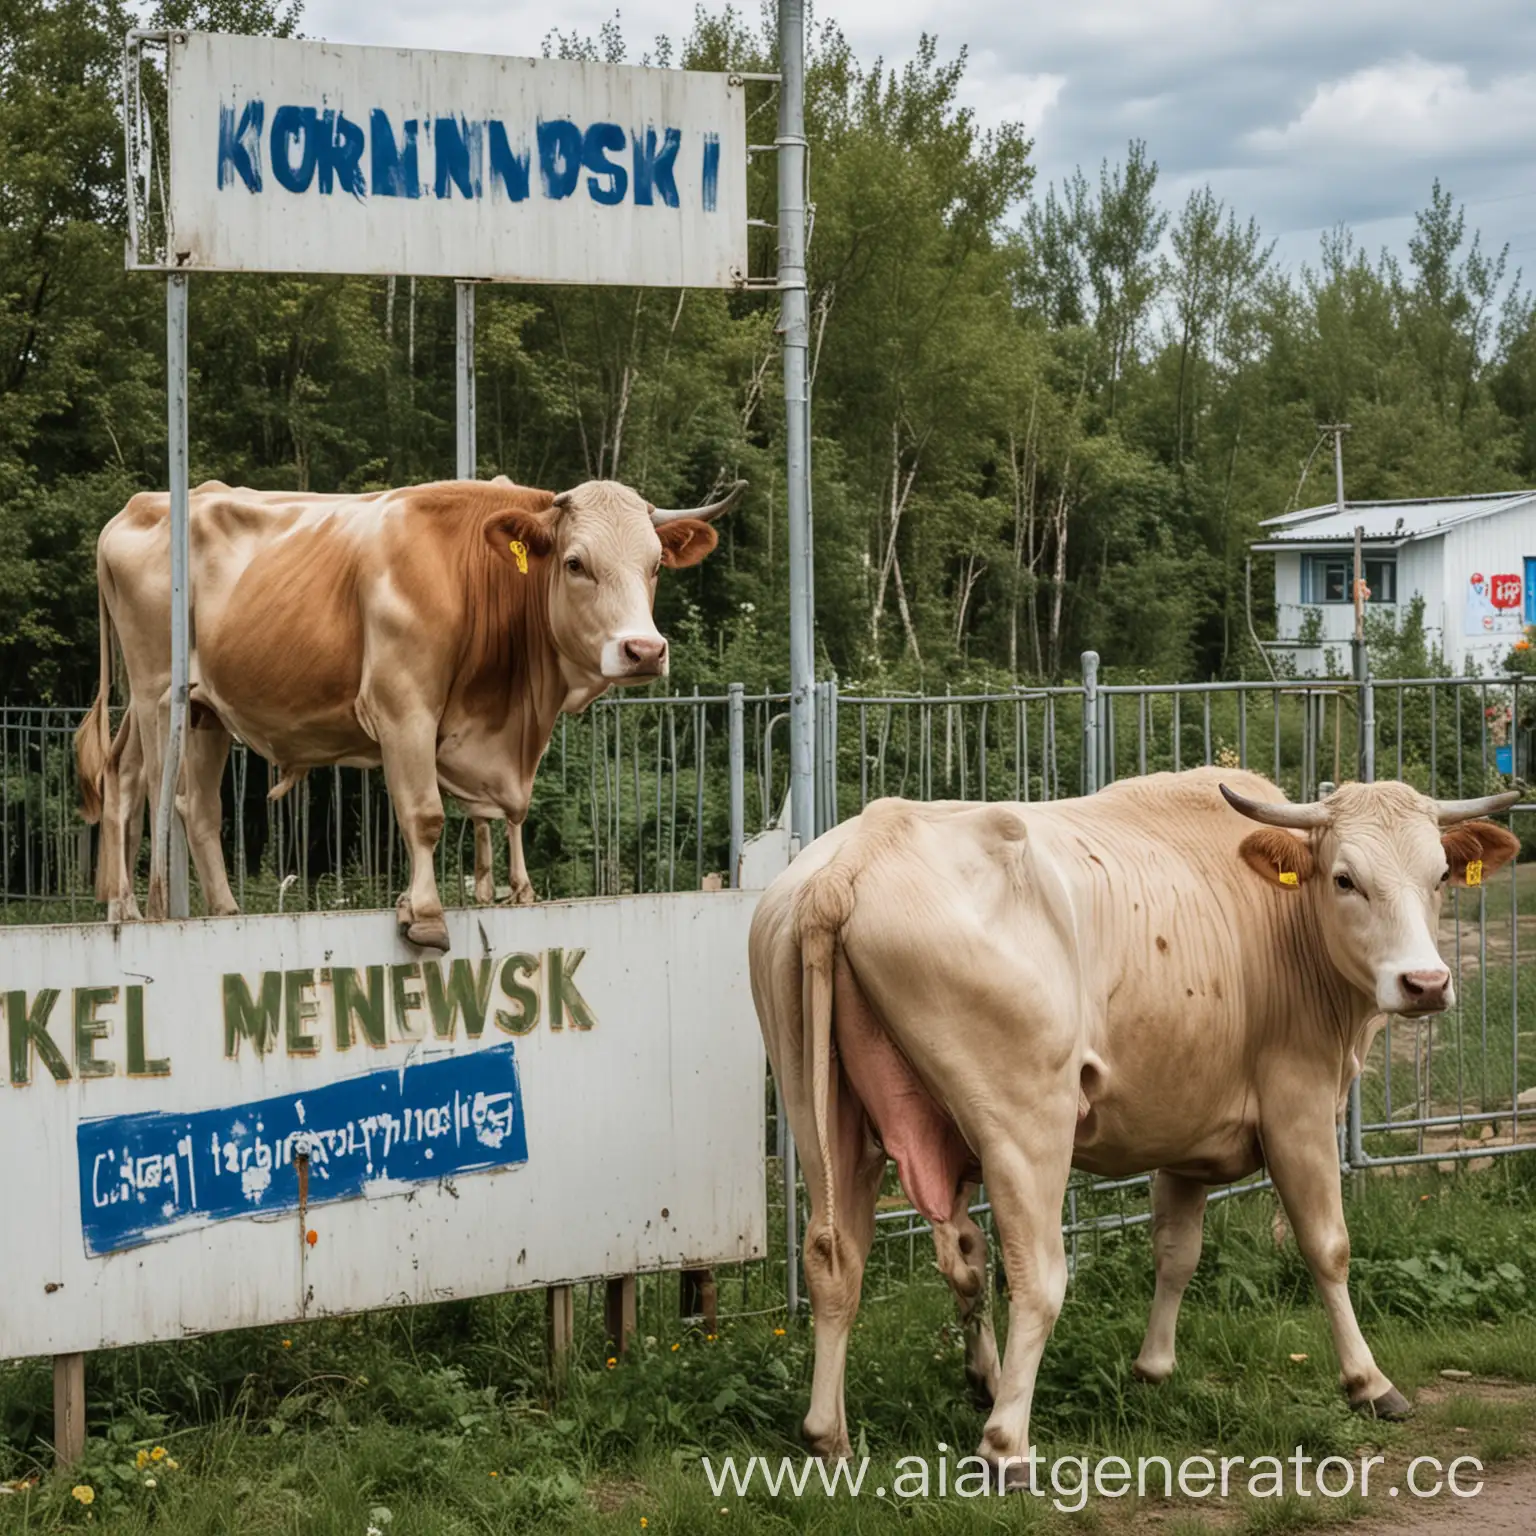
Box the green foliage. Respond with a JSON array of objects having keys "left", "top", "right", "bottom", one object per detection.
[{"left": 2, "top": 2, "right": 1534, "bottom": 710}]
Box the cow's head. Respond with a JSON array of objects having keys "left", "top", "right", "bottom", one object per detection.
[
  {"left": 486, "top": 478, "right": 741, "bottom": 686},
  {"left": 1222, "top": 780, "right": 1520, "bottom": 1016}
]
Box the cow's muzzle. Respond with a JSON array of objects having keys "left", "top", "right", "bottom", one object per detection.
[
  {"left": 601, "top": 633, "right": 668, "bottom": 681},
  {"left": 1396, "top": 967, "right": 1452, "bottom": 1016}
]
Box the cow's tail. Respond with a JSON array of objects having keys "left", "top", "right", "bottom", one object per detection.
[
  {"left": 75, "top": 583, "right": 115, "bottom": 826},
  {"left": 791, "top": 853, "right": 858, "bottom": 1270}
]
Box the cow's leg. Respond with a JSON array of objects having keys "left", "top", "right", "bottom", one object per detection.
[
  {"left": 180, "top": 724, "right": 238, "bottom": 916},
  {"left": 142, "top": 691, "right": 171, "bottom": 920},
  {"left": 932, "top": 1184, "right": 1001, "bottom": 1406},
  {"left": 1132, "top": 1170, "right": 1207, "bottom": 1384},
  {"left": 100, "top": 712, "right": 143, "bottom": 921},
  {"left": 472, "top": 819, "right": 497, "bottom": 905},
  {"left": 505, "top": 814, "right": 536, "bottom": 905},
  {"left": 971, "top": 1119, "right": 1076, "bottom": 1488},
  {"left": 1262, "top": 1095, "right": 1407, "bottom": 1419},
  {"left": 377, "top": 720, "right": 451, "bottom": 950},
  {"left": 800, "top": 1059, "right": 885, "bottom": 1461}
]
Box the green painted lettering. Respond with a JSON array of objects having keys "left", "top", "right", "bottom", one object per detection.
[
  {"left": 7, "top": 989, "right": 69, "bottom": 1084},
  {"left": 223, "top": 971, "right": 281, "bottom": 1057},
  {"left": 72, "top": 986, "right": 117, "bottom": 1079},
  {"left": 332, "top": 967, "right": 386, "bottom": 1049},
  {"left": 391, "top": 963, "right": 425, "bottom": 1041},
  {"left": 126, "top": 985, "right": 170, "bottom": 1076},
  {"left": 284, "top": 968, "right": 321, "bottom": 1054},
  {"left": 548, "top": 947, "right": 596, "bottom": 1031},
  {"left": 495, "top": 953, "right": 541, "bottom": 1035},
  {"left": 424, "top": 958, "right": 494, "bottom": 1040}
]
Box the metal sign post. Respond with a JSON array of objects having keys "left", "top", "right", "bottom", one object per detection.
[
  {"left": 778, "top": 0, "right": 812, "bottom": 1314},
  {"left": 455, "top": 281, "right": 476, "bottom": 478},
  {"left": 151, "top": 273, "right": 192, "bottom": 921}
]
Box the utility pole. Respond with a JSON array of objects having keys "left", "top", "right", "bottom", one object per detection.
[
  {"left": 1322, "top": 421, "right": 1370, "bottom": 784},
  {"left": 779, "top": 0, "right": 812, "bottom": 1318}
]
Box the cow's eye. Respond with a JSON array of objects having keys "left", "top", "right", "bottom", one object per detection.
[
  {"left": 1334, "top": 873, "right": 1356, "bottom": 893},
  {"left": 564, "top": 556, "right": 584, "bottom": 576}
]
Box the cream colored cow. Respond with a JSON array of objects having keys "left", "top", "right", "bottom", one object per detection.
[
  {"left": 76, "top": 476, "right": 740, "bottom": 948},
  {"left": 748, "top": 768, "right": 1518, "bottom": 1484}
]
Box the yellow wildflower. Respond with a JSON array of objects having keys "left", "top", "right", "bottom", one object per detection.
[
  {"left": 490, "top": 1471, "right": 499, "bottom": 1478},
  {"left": 281, "top": 1339, "right": 292, "bottom": 1348},
  {"left": 1289, "top": 1353, "right": 1309, "bottom": 1363},
  {"left": 773, "top": 1328, "right": 786, "bottom": 1337},
  {"left": 70, "top": 1486, "right": 94, "bottom": 1506},
  {"left": 606, "top": 1356, "right": 618, "bottom": 1369},
  {"left": 670, "top": 1343, "right": 680, "bottom": 1352},
  {"left": 706, "top": 1334, "right": 716, "bottom": 1342},
  {"left": 135, "top": 1449, "right": 149, "bottom": 1469},
  {"left": 150, "top": 1447, "right": 166, "bottom": 1463},
  {"left": 641, "top": 1521, "right": 649, "bottom": 1530},
  {"left": 166, "top": 1459, "right": 179, "bottom": 1471}
]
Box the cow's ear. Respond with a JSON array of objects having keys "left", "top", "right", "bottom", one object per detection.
[
  {"left": 657, "top": 517, "right": 718, "bottom": 570},
  {"left": 1442, "top": 820, "right": 1520, "bottom": 888},
  {"left": 1238, "top": 828, "right": 1315, "bottom": 890},
  {"left": 484, "top": 507, "right": 556, "bottom": 564}
]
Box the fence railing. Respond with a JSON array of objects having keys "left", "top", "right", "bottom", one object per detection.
[{"left": 4, "top": 655, "right": 1532, "bottom": 1300}]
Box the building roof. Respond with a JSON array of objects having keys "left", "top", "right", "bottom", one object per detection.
[{"left": 1251, "top": 490, "right": 1536, "bottom": 551}]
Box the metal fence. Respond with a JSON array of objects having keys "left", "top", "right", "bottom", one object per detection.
[{"left": 4, "top": 656, "right": 1533, "bottom": 1304}]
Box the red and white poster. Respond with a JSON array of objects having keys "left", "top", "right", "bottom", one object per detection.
[{"left": 1464, "top": 572, "right": 1524, "bottom": 636}]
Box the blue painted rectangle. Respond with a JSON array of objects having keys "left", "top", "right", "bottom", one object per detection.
[
  {"left": 78, "top": 1042, "right": 527, "bottom": 1258},
  {"left": 1497, "top": 744, "right": 1514, "bottom": 775}
]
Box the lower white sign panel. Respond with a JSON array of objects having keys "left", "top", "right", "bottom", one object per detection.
[{"left": 0, "top": 891, "right": 765, "bottom": 1357}]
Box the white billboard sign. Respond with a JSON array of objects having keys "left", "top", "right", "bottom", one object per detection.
[
  {"left": 156, "top": 33, "right": 749, "bottom": 286},
  {"left": 0, "top": 892, "right": 764, "bottom": 1358}
]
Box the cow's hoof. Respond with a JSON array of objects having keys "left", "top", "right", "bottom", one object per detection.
[
  {"left": 507, "top": 881, "right": 537, "bottom": 908},
  {"left": 966, "top": 1369, "right": 996, "bottom": 1410},
  {"left": 981, "top": 1454, "right": 1033, "bottom": 1494},
  {"left": 406, "top": 917, "right": 451, "bottom": 951},
  {"left": 1354, "top": 1386, "right": 1412, "bottom": 1421},
  {"left": 1131, "top": 1357, "right": 1174, "bottom": 1385}
]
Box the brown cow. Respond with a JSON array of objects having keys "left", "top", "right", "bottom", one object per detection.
[{"left": 76, "top": 476, "right": 740, "bottom": 949}]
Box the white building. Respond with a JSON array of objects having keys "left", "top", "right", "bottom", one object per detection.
[{"left": 1254, "top": 491, "right": 1536, "bottom": 675}]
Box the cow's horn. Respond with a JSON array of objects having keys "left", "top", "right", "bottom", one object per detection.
[
  {"left": 1435, "top": 790, "right": 1521, "bottom": 825},
  {"left": 650, "top": 479, "right": 747, "bottom": 527},
  {"left": 1219, "top": 783, "right": 1330, "bottom": 829}
]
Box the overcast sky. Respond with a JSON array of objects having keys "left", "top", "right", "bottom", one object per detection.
[{"left": 301, "top": 0, "right": 1536, "bottom": 280}]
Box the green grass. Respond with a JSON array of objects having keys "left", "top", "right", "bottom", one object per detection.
[{"left": 3, "top": 1164, "right": 1534, "bottom": 1533}]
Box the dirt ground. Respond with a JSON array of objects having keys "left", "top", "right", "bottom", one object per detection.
[{"left": 1350, "top": 1458, "right": 1536, "bottom": 1531}]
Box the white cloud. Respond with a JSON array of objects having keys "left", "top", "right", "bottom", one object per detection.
[
  {"left": 958, "top": 66, "right": 1065, "bottom": 135},
  {"left": 1247, "top": 55, "right": 1536, "bottom": 160}
]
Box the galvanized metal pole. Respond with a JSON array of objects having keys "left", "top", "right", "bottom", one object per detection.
[
  {"left": 779, "top": 0, "right": 812, "bottom": 1318},
  {"left": 151, "top": 274, "right": 191, "bottom": 920},
  {"left": 1081, "top": 651, "right": 1100, "bottom": 796},
  {"left": 455, "top": 282, "right": 477, "bottom": 479},
  {"left": 728, "top": 683, "right": 745, "bottom": 886}
]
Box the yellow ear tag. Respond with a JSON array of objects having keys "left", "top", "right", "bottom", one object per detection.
[
  {"left": 1465, "top": 859, "right": 1483, "bottom": 887},
  {"left": 1278, "top": 871, "right": 1299, "bottom": 887},
  {"left": 509, "top": 539, "right": 529, "bottom": 575}
]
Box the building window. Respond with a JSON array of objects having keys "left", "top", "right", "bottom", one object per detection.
[{"left": 1303, "top": 555, "right": 1396, "bottom": 604}]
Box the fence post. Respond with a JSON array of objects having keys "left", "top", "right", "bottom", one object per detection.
[
  {"left": 728, "top": 683, "right": 745, "bottom": 887},
  {"left": 546, "top": 1284, "right": 574, "bottom": 1387},
  {"left": 53, "top": 1352, "right": 86, "bottom": 1467},
  {"left": 1081, "top": 651, "right": 1101, "bottom": 797},
  {"left": 604, "top": 1275, "right": 637, "bottom": 1357}
]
